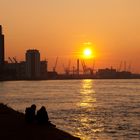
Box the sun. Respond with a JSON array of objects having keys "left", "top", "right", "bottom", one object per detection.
[
  {"left": 77, "top": 41, "right": 96, "bottom": 59},
  {"left": 83, "top": 48, "right": 92, "bottom": 58},
  {"left": 84, "top": 48, "right": 92, "bottom": 56}
]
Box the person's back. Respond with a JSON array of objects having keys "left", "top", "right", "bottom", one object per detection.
[
  {"left": 25, "top": 104, "right": 36, "bottom": 123},
  {"left": 36, "top": 106, "right": 49, "bottom": 124}
]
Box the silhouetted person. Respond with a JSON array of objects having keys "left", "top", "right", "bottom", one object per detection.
[
  {"left": 36, "top": 106, "right": 49, "bottom": 124},
  {"left": 25, "top": 104, "right": 36, "bottom": 123},
  {"left": 36, "top": 106, "right": 56, "bottom": 127}
]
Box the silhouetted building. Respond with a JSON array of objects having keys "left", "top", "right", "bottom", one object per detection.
[
  {"left": 4, "top": 61, "right": 17, "bottom": 79},
  {"left": 96, "top": 68, "right": 117, "bottom": 79},
  {"left": 0, "top": 25, "right": 5, "bottom": 68},
  {"left": 40, "top": 60, "right": 48, "bottom": 77},
  {"left": 96, "top": 68, "right": 132, "bottom": 79},
  {"left": 17, "top": 61, "right": 26, "bottom": 79},
  {"left": 117, "top": 71, "right": 132, "bottom": 79},
  {"left": 26, "top": 49, "right": 41, "bottom": 79}
]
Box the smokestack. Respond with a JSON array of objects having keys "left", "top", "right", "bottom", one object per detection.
[{"left": 0, "top": 25, "right": 4, "bottom": 67}]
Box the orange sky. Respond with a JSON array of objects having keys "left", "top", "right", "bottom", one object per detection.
[{"left": 0, "top": 0, "right": 140, "bottom": 73}]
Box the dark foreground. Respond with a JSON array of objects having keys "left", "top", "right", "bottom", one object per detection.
[{"left": 0, "top": 103, "right": 80, "bottom": 140}]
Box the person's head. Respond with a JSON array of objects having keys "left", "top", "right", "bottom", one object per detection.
[
  {"left": 41, "top": 106, "right": 46, "bottom": 111},
  {"left": 31, "top": 104, "right": 36, "bottom": 110}
]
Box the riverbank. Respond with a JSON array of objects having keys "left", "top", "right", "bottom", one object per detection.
[{"left": 0, "top": 103, "right": 80, "bottom": 140}]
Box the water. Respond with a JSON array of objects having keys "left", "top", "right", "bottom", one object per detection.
[{"left": 0, "top": 79, "right": 140, "bottom": 140}]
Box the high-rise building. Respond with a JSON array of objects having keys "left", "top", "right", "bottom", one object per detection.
[
  {"left": 0, "top": 25, "right": 4, "bottom": 67},
  {"left": 26, "top": 49, "right": 41, "bottom": 78}
]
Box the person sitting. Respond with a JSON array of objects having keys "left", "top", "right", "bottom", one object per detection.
[
  {"left": 36, "top": 106, "right": 49, "bottom": 124},
  {"left": 25, "top": 104, "right": 36, "bottom": 123},
  {"left": 36, "top": 106, "right": 56, "bottom": 127}
]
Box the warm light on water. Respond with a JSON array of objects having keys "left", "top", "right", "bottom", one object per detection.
[
  {"left": 0, "top": 80, "right": 140, "bottom": 140},
  {"left": 76, "top": 80, "right": 104, "bottom": 140},
  {"left": 79, "top": 80, "right": 96, "bottom": 108}
]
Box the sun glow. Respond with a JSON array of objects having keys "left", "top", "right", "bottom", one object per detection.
[
  {"left": 81, "top": 42, "right": 95, "bottom": 59},
  {"left": 84, "top": 48, "right": 92, "bottom": 57},
  {"left": 76, "top": 41, "right": 96, "bottom": 59}
]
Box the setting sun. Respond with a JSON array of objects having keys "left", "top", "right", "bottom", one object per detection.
[
  {"left": 83, "top": 48, "right": 92, "bottom": 58},
  {"left": 81, "top": 42, "right": 95, "bottom": 59}
]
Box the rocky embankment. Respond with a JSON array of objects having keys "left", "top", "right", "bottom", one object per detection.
[{"left": 0, "top": 103, "right": 80, "bottom": 140}]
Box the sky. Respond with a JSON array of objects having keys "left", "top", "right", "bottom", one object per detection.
[{"left": 0, "top": 0, "right": 140, "bottom": 73}]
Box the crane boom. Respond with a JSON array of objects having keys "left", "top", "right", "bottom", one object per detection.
[
  {"left": 53, "top": 57, "right": 58, "bottom": 72},
  {"left": 8, "top": 57, "right": 14, "bottom": 63},
  {"left": 13, "top": 57, "right": 18, "bottom": 63}
]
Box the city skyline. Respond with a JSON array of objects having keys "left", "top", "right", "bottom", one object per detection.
[{"left": 1, "top": 0, "right": 140, "bottom": 73}]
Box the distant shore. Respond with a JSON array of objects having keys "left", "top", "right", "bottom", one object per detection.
[
  {"left": 0, "top": 103, "right": 80, "bottom": 140},
  {"left": 0, "top": 76, "right": 140, "bottom": 82}
]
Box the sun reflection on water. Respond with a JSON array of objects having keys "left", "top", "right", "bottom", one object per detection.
[
  {"left": 75, "top": 79, "right": 104, "bottom": 140},
  {"left": 78, "top": 79, "right": 96, "bottom": 108}
]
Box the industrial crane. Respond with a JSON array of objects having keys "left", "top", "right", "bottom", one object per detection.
[
  {"left": 13, "top": 57, "right": 18, "bottom": 63},
  {"left": 81, "top": 60, "right": 87, "bottom": 74},
  {"left": 8, "top": 57, "right": 14, "bottom": 63},
  {"left": 63, "top": 60, "right": 71, "bottom": 75},
  {"left": 8, "top": 57, "right": 18, "bottom": 63},
  {"left": 53, "top": 57, "right": 58, "bottom": 72},
  {"left": 81, "top": 59, "right": 95, "bottom": 75}
]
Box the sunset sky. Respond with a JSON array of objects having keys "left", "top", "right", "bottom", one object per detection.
[{"left": 0, "top": 0, "right": 140, "bottom": 73}]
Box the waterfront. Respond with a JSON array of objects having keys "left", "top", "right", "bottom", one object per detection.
[{"left": 0, "top": 80, "right": 140, "bottom": 140}]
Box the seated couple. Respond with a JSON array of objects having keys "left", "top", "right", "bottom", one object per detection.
[{"left": 25, "top": 104, "right": 55, "bottom": 127}]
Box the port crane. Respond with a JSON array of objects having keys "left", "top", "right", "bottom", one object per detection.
[
  {"left": 118, "top": 61, "right": 131, "bottom": 72},
  {"left": 53, "top": 57, "right": 58, "bottom": 72},
  {"left": 13, "top": 57, "right": 18, "bottom": 63},
  {"left": 81, "top": 60, "right": 95, "bottom": 75},
  {"left": 63, "top": 60, "right": 71, "bottom": 75},
  {"left": 8, "top": 57, "right": 14, "bottom": 63},
  {"left": 8, "top": 57, "right": 18, "bottom": 64}
]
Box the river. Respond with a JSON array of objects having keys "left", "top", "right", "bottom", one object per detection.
[{"left": 0, "top": 79, "right": 140, "bottom": 140}]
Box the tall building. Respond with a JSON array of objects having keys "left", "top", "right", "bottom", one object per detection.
[
  {"left": 0, "top": 25, "right": 4, "bottom": 68},
  {"left": 26, "top": 49, "right": 41, "bottom": 78}
]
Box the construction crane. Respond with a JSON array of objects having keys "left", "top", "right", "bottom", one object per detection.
[
  {"left": 8, "top": 57, "right": 14, "bottom": 63},
  {"left": 81, "top": 60, "right": 89, "bottom": 74},
  {"left": 127, "top": 63, "right": 131, "bottom": 72},
  {"left": 13, "top": 57, "right": 18, "bottom": 63},
  {"left": 63, "top": 60, "right": 71, "bottom": 75},
  {"left": 53, "top": 57, "right": 58, "bottom": 72},
  {"left": 118, "top": 61, "right": 123, "bottom": 72},
  {"left": 92, "top": 59, "right": 96, "bottom": 73},
  {"left": 81, "top": 60, "right": 87, "bottom": 74},
  {"left": 118, "top": 61, "right": 131, "bottom": 72},
  {"left": 124, "top": 61, "right": 127, "bottom": 72},
  {"left": 81, "top": 60, "right": 95, "bottom": 75}
]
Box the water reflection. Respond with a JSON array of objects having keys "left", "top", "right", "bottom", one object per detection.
[
  {"left": 75, "top": 79, "right": 104, "bottom": 140},
  {"left": 78, "top": 79, "right": 96, "bottom": 108}
]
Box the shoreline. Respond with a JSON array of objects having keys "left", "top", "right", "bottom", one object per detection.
[
  {"left": 0, "top": 103, "right": 80, "bottom": 140},
  {"left": 0, "top": 78, "right": 140, "bottom": 82}
]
